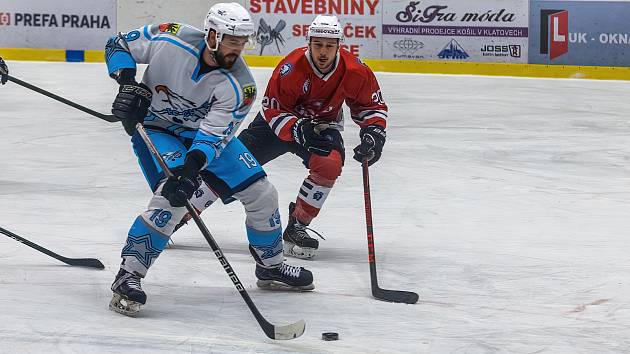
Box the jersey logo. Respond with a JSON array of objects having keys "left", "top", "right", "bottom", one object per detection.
[
  {"left": 279, "top": 63, "right": 293, "bottom": 77},
  {"left": 154, "top": 85, "right": 210, "bottom": 123},
  {"left": 158, "top": 23, "right": 181, "bottom": 35},
  {"left": 242, "top": 84, "right": 257, "bottom": 107},
  {"left": 302, "top": 78, "right": 310, "bottom": 94}
]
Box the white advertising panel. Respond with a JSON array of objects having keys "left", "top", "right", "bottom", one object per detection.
[
  {"left": 0, "top": 0, "right": 116, "bottom": 50},
  {"left": 244, "top": 0, "right": 382, "bottom": 59},
  {"left": 382, "top": 0, "right": 529, "bottom": 62}
]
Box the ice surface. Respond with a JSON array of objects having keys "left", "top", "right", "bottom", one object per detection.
[{"left": 1, "top": 61, "right": 629, "bottom": 353}]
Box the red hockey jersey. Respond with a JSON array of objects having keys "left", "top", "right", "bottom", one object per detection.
[{"left": 261, "top": 47, "right": 388, "bottom": 141}]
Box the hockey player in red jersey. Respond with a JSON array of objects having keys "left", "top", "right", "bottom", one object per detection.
[{"left": 238, "top": 15, "right": 388, "bottom": 259}]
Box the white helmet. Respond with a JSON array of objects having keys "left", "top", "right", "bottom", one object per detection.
[
  {"left": 204, "top": 2, "right": 255, "bottom": 50},
  {"left": 307, "top": 15, "right": 343, "bottom": 41}
]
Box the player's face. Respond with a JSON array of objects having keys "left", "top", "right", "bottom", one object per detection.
[
  {"left": 308, "top": 37, "right": 339, "bottom": 71},
  {"left": 216, "top": 34, "right": 249, "bottom": 69}
]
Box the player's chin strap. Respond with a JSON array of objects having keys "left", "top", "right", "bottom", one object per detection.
[
  {"left": 205, "top": 31, "right": 221, "bottom": 52},
  {"left": 205, "top": 28, "right": 256, "bottom": 56},
  {"left": 5, "top": 74, "right": 118, "bottom": 123}
]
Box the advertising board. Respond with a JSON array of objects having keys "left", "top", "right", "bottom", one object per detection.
[
  {"left": 382, "top": 0, "right": 529, "bottom": 62},
  {"left": 0, "top": 0, "right": 116, "bottom": 51},
  {"left": 529, "top": 0, "right": 630, "bottom": 66}
]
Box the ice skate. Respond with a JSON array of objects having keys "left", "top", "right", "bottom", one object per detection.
[
  {"left": 256, "top": 262, "right": 315, "bottom": 291},
  {"left": 283, "top": 204, "right": 324, "bottom": 259},
  {"left": 109, "top": 268, "right": 146, "bottom": 317}
]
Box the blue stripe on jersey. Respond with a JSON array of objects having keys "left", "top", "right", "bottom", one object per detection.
[
  {"left": 190, "top": 130, "right": 219, "bottom": 164},
  {"left": 105, "top": 35, "right": 137, "bottom": 75},
  {"left": 218, "top": 69, "right": 247, "bottom": 120},
  {"left": 107, "top": 52, "right": 136, "bottom": 75},
  {"left": 144, "top": 26, "right": 198, "bottom": 58},
  {"left": 192, "top": 59, "right": 202, "bottom": 82},
  {"left": 107, "top": 50, "right": 136, "bottom": 76},
  {"left": 168, "top": 124, "right": 197, "bottom": 139},
  {"left": 144, "top": 113, "right": 198, "bottom": 139},
  {"left": 191, "top": 40, "right": 209, "bottom": 82}
]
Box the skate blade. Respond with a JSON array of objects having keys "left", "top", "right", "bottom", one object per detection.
[
  {"left": 109, "top": 293, "right": 142, "bottom": 317},
  {"left": 283, "top": 242, "right": 316, "bottom": 260},
  {"left": 256, "top": 279, "right": 315, "bottom": 292}
]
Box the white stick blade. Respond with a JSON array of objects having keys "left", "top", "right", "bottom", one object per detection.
[{"left": 273, "top": 319, "right": 306, "bottom": 340}]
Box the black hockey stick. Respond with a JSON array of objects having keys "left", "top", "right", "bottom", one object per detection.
[
  {"left": 7, "top": 75, "right": 118, "bottom": 123},
  {"left": 362, "top": 158, "right": 419, "bottom": 304},
  {"left": 0, "top": 226, "right": 105, "bottom": 269},
  {"left": 135, "top": 124, "right": 305, "bottom": 340}
]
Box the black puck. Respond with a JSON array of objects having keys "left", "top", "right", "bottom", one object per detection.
[{"left": 322, "top": 332, "right": 339, "bottom": 341}]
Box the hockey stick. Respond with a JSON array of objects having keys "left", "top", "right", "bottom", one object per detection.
[
  {"left": 0, "top": 226, "right": 105, "bottom": 269},
  {"left": 135, "top": 124, "right": 305, "bottom": 340},
  {"left": 362, "top": 158, "right": 419, "bottom": 304},
  {"left": 7, "top": 75, "right": 118, "bottom": 123}
]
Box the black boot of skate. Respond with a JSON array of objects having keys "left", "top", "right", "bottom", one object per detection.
[
  {"left": 282, "top": 203, "right": 323, "bottom": 259},
  {"left": 109, "top": 268, "right": 146, "bottom": 317},
  {"left": 256, "top": 262, "right": 315, "bottom": 291}
]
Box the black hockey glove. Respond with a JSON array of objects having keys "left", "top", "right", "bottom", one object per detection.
[
  {"left": 0, "top": 57, "right": 8, "bottom": 85},
  {"left": 161, "top": 150, "right": 207, "bottom": 208},
  {"left": 112, "top": 82, "right": 152, "bottom": 136},
  {"left": 291, "top": 118, "right": 333, "bottom": 156},
  {"left": 353, "top": 125, "right": 386, "bottom": 166}
]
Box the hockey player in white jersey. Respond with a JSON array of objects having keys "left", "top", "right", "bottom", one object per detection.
[{"left": 105, "top": 2, "right": 313, "bottom": 317}]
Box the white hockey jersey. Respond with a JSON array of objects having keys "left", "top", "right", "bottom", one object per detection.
[{"left": 105, "top": 22, "right": 257, "bottom": 161}]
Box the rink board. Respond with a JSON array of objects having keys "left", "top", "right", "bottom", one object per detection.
[{"left": 2, "top": 47, "right": 630, "bottom": 81}]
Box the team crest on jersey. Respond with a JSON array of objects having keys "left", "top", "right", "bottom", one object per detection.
[
  {"left": 279, "top": 63, "right": 293, "bottom": 77},
  {"left": 242, "top": 84, "right": 256, "bottom": 106},
  {"left": 159, "top": 23, "right": 181, "bottom": 34},
  {"left": 302, "top": 78, "right": 310, "bottom": 94}
]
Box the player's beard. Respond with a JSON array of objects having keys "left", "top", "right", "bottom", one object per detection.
[{"left": 215, "top": 50, "right": 238, "bottom": 69}]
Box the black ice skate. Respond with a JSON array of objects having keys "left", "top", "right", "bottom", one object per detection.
[
  {"left": 256, "top": 262, "right": 315, "bottom": 291},
  {"left": 282, "top": 203, "right": 324, "bottom": 259},
  {"left": 109, "top": 268, "right": 147, "bottom": 317}
]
